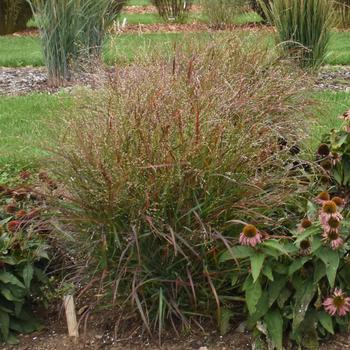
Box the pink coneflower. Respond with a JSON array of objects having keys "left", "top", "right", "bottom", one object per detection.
[
  {"left": 239, "top": 224, "right": 262, "bottom": 247},
  {"left": 322, "top": 230, "right": 344, "bottom": 250},
  {"left": 315, "top": 191, "right": 330, "bottom": 205},
  {"left": 299, "top": 239, "right": 311, "bottom": 255},
  {"left": 319, "top": 201, "right": 343, "bottom": 226},
  {"left": 297, "top": 218, "right": 312, "bottom": 233},
  {"left": 323, "top": 288, "right": 350, "bottom": 317},
  {"left": 332, "top": 196, "right": 345, "bottom": 209},
  {"left": 323, "top": 216, "right": 341, "bottom": 234}
]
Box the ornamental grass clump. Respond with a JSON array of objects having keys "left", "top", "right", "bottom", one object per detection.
[
  {"left": 29, "top": 0, "right": 125, "bottom": 85},
  {"left": 49, "top": 36, "right": 313, "bottom": 340},
  {"left": 0, "top": 0, "right": 33, "bottom": 35},
  {"left": 335, "top": 0, "right": 350, "bottom": 28},
  {"left": 263, "top": 0, "right": 334, "bottom": 69},
  {"left": 201, "top": 0, "right": 246, "bottom": 28},
  {"left": 151, "top": 0, "right": 192, "bottom": 22}
]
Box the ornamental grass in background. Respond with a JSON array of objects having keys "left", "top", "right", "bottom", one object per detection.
[
  {"left": 28, "top": 0, "right": 125, "bottom": 86},
  {"left": 48, "top": 35, "right": 316, "bottom": 345},
  {"left": 0, "top": 0, "right": 33, "bottom": 35},
  {"left": 151, "top": 0, "right": 192, "bottom": 22},
  {"left": 201, "top": 0, "right": 246, "bottom": 28},
  {"left": 335, "top": 0, "right": 350, "bottom": 28},
  {"left": 262, "top": 0, "right": 334, "bottom": 69}
]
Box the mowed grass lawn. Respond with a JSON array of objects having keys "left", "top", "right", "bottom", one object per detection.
[
  {"left": 0, "top": 94, "right": 71, "bottom": 180},
  {"left": 1, "top": 31, "right": 350, "bottom": 67}
]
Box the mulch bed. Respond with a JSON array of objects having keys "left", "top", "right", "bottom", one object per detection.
[
  {"left": 123, "top": 4, "right": 202, "bottom": 14},
  {"left": 0, "top": 67, "right": 116, "bottom": 96},
  {"left": 1, "top": 65, "right": 350, "bottom": 97},
  {"left": 11, "top": 22, "right": 267, "bottom": 37}
]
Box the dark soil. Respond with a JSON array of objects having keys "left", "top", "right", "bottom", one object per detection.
[{"left": 4, "top": 314, "right": 252, "bottom": 350}]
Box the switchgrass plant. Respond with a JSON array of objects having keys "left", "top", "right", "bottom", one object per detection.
[
  {"left": 29, "top": 0, "right": 125, "bottom": 85},
  {"left": 249, "top": 0, "right": 271, "bottom": 22},
  {"left": 0, "top": 0, "right": 33, "bottom": 35},
  {"left": 151, "top": 0, "right": 192, "bottom": 22},
  {"left": 335, "top": 0, "right": 350, "bottom": 28},
  {"left": 201, "top": 0, "right": 247, "bottom": 28},
  {"left": 49, "top": 35, "right": 314, "bottom": 339},
  {"left": 262, "top": 0, "right": 334, "bottom": 69}
]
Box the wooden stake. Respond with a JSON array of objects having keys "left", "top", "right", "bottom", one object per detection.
[{"left": 63, "top": 294, "right": 79, "bottom": 339}]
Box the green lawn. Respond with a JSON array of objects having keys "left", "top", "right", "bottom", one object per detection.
[
  {"left": 1, "top": 31, "right": 350, "bottom": 67},
  {"left": 127, "top": 0, "right": 151, "bottom": 5},
  {"left": 0, "top": 93, "right": 71, "bottom": 180}
]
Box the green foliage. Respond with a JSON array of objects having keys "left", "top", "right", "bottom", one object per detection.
[
  {"left": 264, "top": 0, "right": 334, "bottom": 69},
  {"left": 318, "top": 112, "right": 350, "bottom": 190},
  {"left": 28, "top": 0, "right": 125, "bottom": 85},
  {"left": 249, "top": 0, "right": 271, "bottom": 22},
  {"left": 49, "top": 36, "right": 314, "bottom": 338},
  {"left": 221, "top": 203, "right": 350, "bottom": 348},
  {"left": 201, "top": 0, "right": 246, "bottom": 28},
  {"left": 0, "top": 0, "right": 33, "bottom": 35},
  {"left": 150, "top": 0, "right": 192, "bottom": 22},
  {"left": 0, "top": 177, "right": 50, "bottom": 343}
]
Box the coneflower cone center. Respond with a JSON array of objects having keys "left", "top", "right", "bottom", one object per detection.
[
  {"left": 333, "top": 296, "right": 346, "bottom": 308},
  {"left": 300, "top": 240, "right": 311, "bottom": 250},
  {"left": 301, "top": 219, "right": 312, "bottom": 229},
  {"left": 328, "top": 217, "right": 340, "bottom": 229},
  {"left": 328, "top": 231, "right": 340, "bottom": 241},
  {"left": 243, "top": 225, "right": 257, "bottom": 238},
  {"left": 323, "top": 201, "right": 337, "bottom": 214}
]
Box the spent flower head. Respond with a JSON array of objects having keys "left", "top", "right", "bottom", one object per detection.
[
  {"left": 317, "top": 143, "right": 330, "bottom": 157},
  {"left": 297, "top": 217, "right": 312, "bottom": 233}
]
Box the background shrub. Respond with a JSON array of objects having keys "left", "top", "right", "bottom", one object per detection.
[
  {"left": 49, "top": 36, "right": 313, "bottom": 338},
  {"left": 0, "top": 0, "right": 33, "bottom": 35},
  {"left": 151, "top": 0, "right": 192, "bottom": 22},
  {"left": 201, "top": 0, "right": 246, "bottom": 28},
  {"left": 265, "top": 0, "right": 334, "bottom": 69},
  {"left": 29, "top": 0, "right": 125, "bottom": 85}
]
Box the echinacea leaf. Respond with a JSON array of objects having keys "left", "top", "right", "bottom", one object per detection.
[
  {"left": 0, "top": 272, "right": 25, "bottom": 289},
  {"left": 244, "top": 276, "right": 262, "bottom": 315},
  {"left": 0, "top": 309, "right": 9, "bottom": 340},
  {"left": 219, "top": 246, "right": 254, "bottom": 262},
  {"left": 317, "top": 310, "right": 334, "bottom": 334},
  {"left": 264, "top": 309, "right": 283, "bottom": 350},
  {"left": 316, "top": 248, "right": 339, "bottom": 288},
  {"left": 250, "top": 253, "right": 265, "bottom": 283}
]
